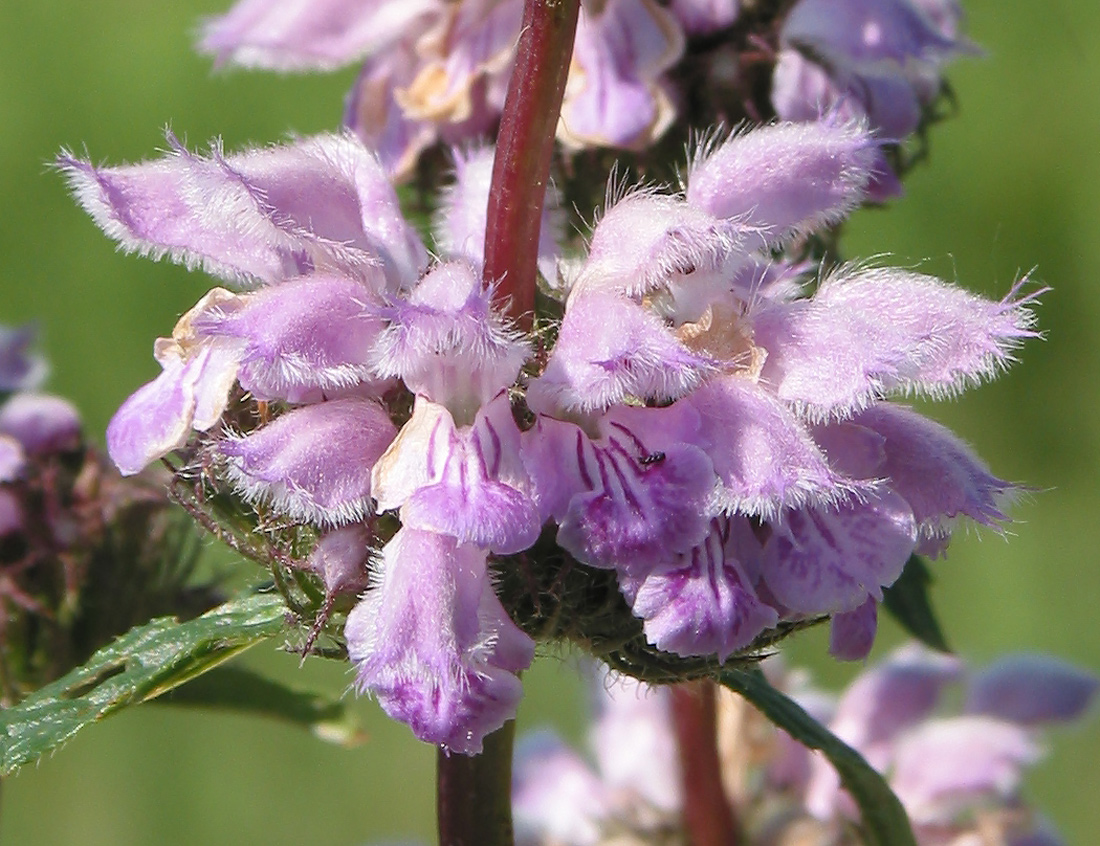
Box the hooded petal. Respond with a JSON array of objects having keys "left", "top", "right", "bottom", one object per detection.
[
  {"left": 194, "top": 274, "right": 387, "bottom": 401},
  {"left": 219, "top": 398, "right": 397, "bottom": 526},
  {"left": 433, "top": 145, "right": 561, "bottom": 282},
  {"left": 307, "top": 523, "right": 373, "bottom": 596},
  {"left": 753, "top": 268, "right": 1039, "bottom": 419},
  {"left": 527, "top": 289, "right": 714, "bottom": 414},
  {"left": 59, "top": 132, "right": 427, "bottom": 290},
  {"left": 622, "top": 515, "right": 779, "bottom": 660},
  {"left": 781, "top": 0, "right": 962, "bottom": 67},
  {"left": 686, "top": 120, "right": 877, "bottom": 251},
  {"left": 346, "top": 528, "right": 534, "bottom": 754},
  {"left": 199, "top": 0, "right": 442, "bottom": 71},
  {"left": 370, "top": 261, "right": 530, "bottom": 419},
  {"left": 577, "top": 192, "right": 741, "bottom": 300}
]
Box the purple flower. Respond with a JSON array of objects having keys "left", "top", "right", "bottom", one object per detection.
[
  {"left": 785, "top": 646, "right": 1096, "bottom": 842},
  {"left": 345, "top": 527, "right": 534, "bottom": 754},
  {"left": 525, "top": 120, "right": 1033, "bottom": 660}
]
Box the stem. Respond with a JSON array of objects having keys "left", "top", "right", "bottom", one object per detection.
[
  {"left": 483, "top": 0, "right": 581, "bottom": 330},
  {"left": 671, "top": 680, "right": 741, "bottom": 846},
  {"left": 437, "top": 720, "right": 517, "bottom": 846}
]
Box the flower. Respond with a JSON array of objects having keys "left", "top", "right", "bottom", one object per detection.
[{"left": 513, "top": 649, "right": 1097, "bottom": 845}]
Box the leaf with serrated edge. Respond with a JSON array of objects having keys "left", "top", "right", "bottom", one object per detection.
[
  {"left": 152, "top": 665, "right": 365, "bottom": 747},
  {"left": 882, "top": 555, "right": 951, "bottom": 653},
  {"left": 718, "top": 667, "right": 918, "bottom": 846},
  {"left": 0, "top": 592, "right": 289, "bottom": 775}
]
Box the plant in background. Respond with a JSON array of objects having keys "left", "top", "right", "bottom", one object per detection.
[{"left": 0, "top": 1, "right": 1092, "bottom": 845}]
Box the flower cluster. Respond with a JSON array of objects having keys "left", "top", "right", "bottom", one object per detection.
[
  {"left": 514, "top": 649, "right": 1097, "bottom": 845},
  {"left": 198, "top": 0, "right": 972, "bottom": 186},
  {"left": 61, "top": 113, "right": 1033, "bottom": 753}
]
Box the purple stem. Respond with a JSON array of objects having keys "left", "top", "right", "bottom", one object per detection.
[
  {"left": 483, "top": 0, "right": 581, "bottom": 330},
  {"left": 437, "top": 719, "right": 516, "bottom": 846}
]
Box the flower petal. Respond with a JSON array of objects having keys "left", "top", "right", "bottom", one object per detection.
[
  {"left": 965, "top": 654, "right": 1098, "bottom": 726},
  {"left": 346, "top": 528, "right": 534, "bottom": 754},
  {"left": 753, "top": 268, "right": 1039, "bottom": 419},
  {"left": 686, "top": 120, "right": 877, "bottom": 250},
  {"left": 762, "top": 491, "right": 917, "bottom": 615},
  {"left": 623, "top": 515, "right": 779, "bottom": 660},
  {"left": 219, "top": 398, "right": 397, "bottom": 526},
  {"left": 59, "top": 133, "right": 427, "bottom": 290},
  {"left": 199, "top": 0, "right": 442, "bottom": 71}
]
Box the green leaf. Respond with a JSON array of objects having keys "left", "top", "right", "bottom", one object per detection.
[
  {"left": 718, "top": 667, "right": 917, "bottom": 846},
  {"left": 152, "top": 665, "right": 364, "bottom": 747},
  {"left": 0, "top": 592, "right": 289, "bottom": 775},
  {"left": 882, "top": 555, "right": 951, "bottom": 653}
]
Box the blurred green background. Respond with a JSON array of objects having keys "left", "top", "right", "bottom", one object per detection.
[{"left": 2, "top": 1, "right": 1098, "bottom": 843}]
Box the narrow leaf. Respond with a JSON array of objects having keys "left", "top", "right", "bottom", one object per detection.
[
  {"left": 153, "top": 665, "right": 365, "bottom": 747},
  {"left": 882, "top": 554, "right": 951, "bottom": 653},
  {"left": 718, "top": 667, "right": 918, "bottom": 846},
  {"left": 0, "top": 592, "right": 289, "bottom": 775}
]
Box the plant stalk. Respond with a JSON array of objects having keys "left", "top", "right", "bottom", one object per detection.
[
  {"left": 483, "top": 0, "right": 581, "bottom": 330},
  {"left": 671, "top": 680, "right": 741, "bottom": 846},
  {"left": 437, "top": 720, "right": 517, "bottom": 846}
]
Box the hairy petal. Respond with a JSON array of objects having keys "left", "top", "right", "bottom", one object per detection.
[
  {"left": 307, "top": 523, "right": 373, "bottom": 596},
  {"left": 194, "top": 274, "right": 387, "bottom": 401},
  {"left": 528, "top": 289, "right": 713, "bottom": 414},
  {"left": 371, "top": 261, "right": 530, "bottom": 419},
  {"left": 965, "top": 655, "right": 1098, "bottom": 726},
  {"left": 688, "top": 377, "right": 861, "bottom": 519},
  {"left": 578, "top": 193, "right": 741, "bottom": 300},
  {"left": 219, "top": 398, "right": 397, "bottom": 526},
  {"left": 623, "top": 515, "right": 779, "bottom": 660},
  {"left": 686, "top": 120, "right": 877, "bottom": 250},
  {"left": 346, "top": 528, "right": 534, "bottom": 754},
  {"left": 434, "top": 145, "right": 561, "bottom": 281},
  {"left": 754, "top": 268, "right": 1040, "bottom": 419},
  {"left": 59, "top": 133, "right": 427, "bottom": 290},
  {"left": 853, "top": 403, "right": 1013, "bottom": 548},
  {"left": 199, "top": 0, "right": 442, "bottom": 71}
]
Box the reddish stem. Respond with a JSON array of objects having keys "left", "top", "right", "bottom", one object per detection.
[
  {"left": 671, "top": 680, "right": 741, "bottom": 846},
  {"left": 483, "top": 0, "right": 581, "bottom": 330}
]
